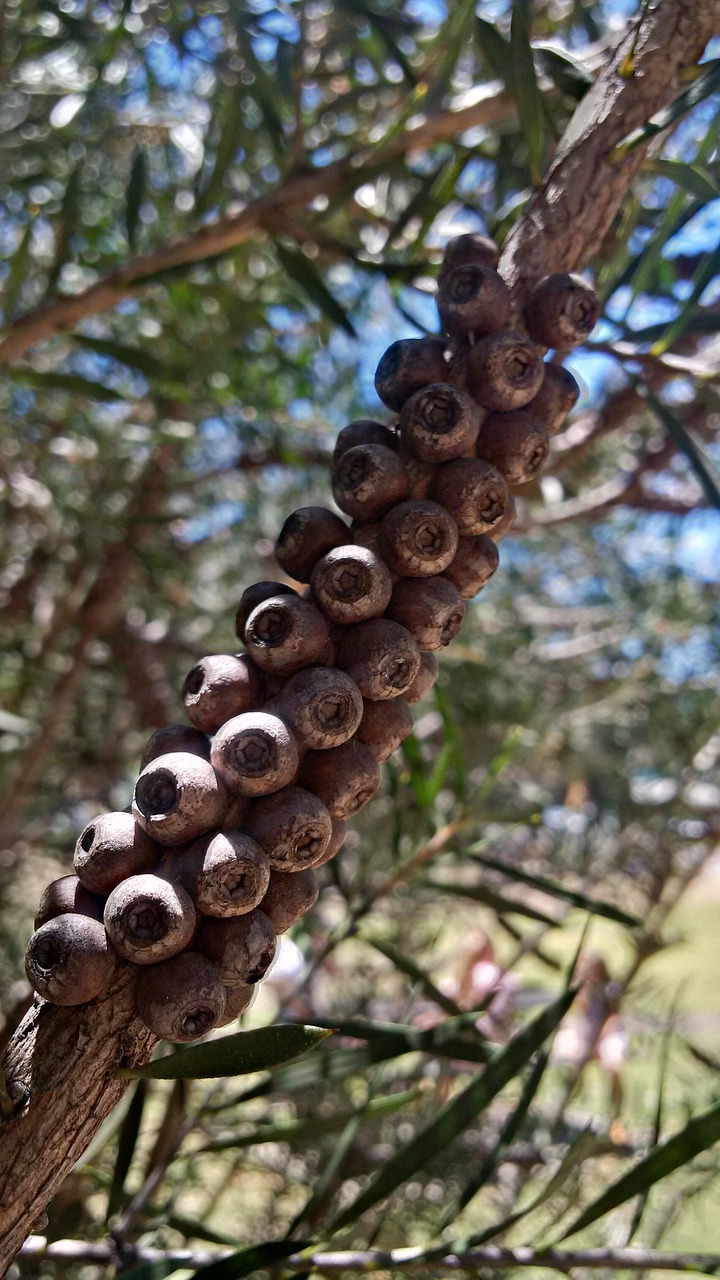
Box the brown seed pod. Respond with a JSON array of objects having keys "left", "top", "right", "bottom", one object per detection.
[
  {"left": 466, "top": 330, "right": 544, "bottom": 412},
  {"left": 350, "top": 522, "right": 398, "bottom": 583},
  {"left": 25, "top": 913, "right": 115, "bottom": 1006},
  {"left": 269, "top": 666, "right": 363, "bottom": 750},
  {"left": 74, "top": 811, "right": 160, "bottom": 894},
  {"left": 135, "top": 952, "right": 227, "bottom": 1041},
  {"left": 299, "top": 741, "right": 381, "bottom": 819},
  {"left": 387, "top": 576, "right": 465, "bottom": 651},
  {"left": 525, "top": 362, "right": 580, "bottom": 435},
  {"left": 215, "top": 980, "right": 255, "bottom": 1026},
  {"left": 430, "top": 458, "right": 509, "bottom": 536},
  {"left": 356, "top": 697, "right": 414, "bottom": 762},
  {"left": 443, "top": 534, "right": 500, "bottom": 598},
  {"left": 140, "top": 725, "right": 211, "bottom": 770},
  {"left": 133, "top": 752, "right": 228, "bottom": 847},
  {"left": 333, "top": 419, "right": 398, "bottom": 463},
  {"left": 335, "top": 618, "right": 421, "bottom": 700},
  {"left": 399, "top": 383, "right": 481, "bottom": 464},
  {"left": 163, "top": 830, "right": 271, "bottom": 918},
  {"left": 397, "top": 443, "right": 437, "bottom": 500},
  {"left": 476, "top": 410, "right": 549, "bottom": 486},
  {"left": 104, "top": 873, "right": 196, "bottom": 964},
  {"left": 525, "top": 273, "right": 599, "bottom": 349},
  {"left": 379, "top": 499, "right": 458, "bottom": 577},
  {"left": 211, "top": 712, "right": 299, "bottom": 797},
  {"left": 196, "top": 909, "right": 277, "bottom": 985},
  {"left": 401, "top": 651, "right": 440, "bottom": 704},
  {"left": 438, "top": 232, "right": 500, "bottom": 283},
  {"left": 374, "top": 336, "right": 448, "bottom": 412},
  {"left": 275, "top": 507, "right": 348, "bottom": 583},
  {"left": 259, "top": 868, "right": 320, "bottom": 934},
  {"left": 331, "top": 444, "right": 409, "bottom": 524},
  {"left": 488, "top": 492, "right": 516, "bottom": 542},
  {"left": 437, "top": 265, "right": 512, "bottom": 341},
  {"left": 244, "top": 594, "right": 331, "bottom": 677},
  {"left": 235, "top": 581, "right": 298, "bottom": 643},
  {"left": 245, "top": 785, "right": 332, "bottom": 871},
  {"left": 311, "top": 545, "right": 393, "bottom": 625},
  {"left": 183, "top": 654, "right": 265, "bottom": 734},
  {"left": 34, "top": 875, "right": 105, "bottom": 930},
  {"left": 312, "top": 816, "right": 347, "bottom": 867}
]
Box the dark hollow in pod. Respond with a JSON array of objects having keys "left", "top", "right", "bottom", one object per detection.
[
  {"left": 331, "top": 444, "right": 409, "bottom": 524},
  {"left": 437, "top": 265, "right": 512, "bottom": 341},
  {"left": 399, "top": 383, "right": 481, "bottom": 464},
  {"left": 211, "top": 711, "right": 299, "bottom": 797},
  {"left": 235, "top": 581, "right": 298, "bottom": 643},
  {"left": 140, "top": 724, "right": 211, "bottom": 770},
  {"left": 196, "top": 909, "right": 277, "bottom": 985},
  {"left": 135, "top": 952, "right": 227, "bottom": 1042},
  {"left": 34, "top": 875, "right": 106, "bottom": 930},
  {"left": 333, "top": 419, "right": 398, "bottom": 463},
  {"left": 74, "top": 810, "right": 160, "bottom": 894},
  {"left": 183, "top": 654, "right": 265, "bottom": 734},
  {"left": 430, "top": 457, "right": 508, "bottom": 536},
  {"left": 268, "top": 665, "right": 363, "bottom": 750},
  {"left": 466, "top": 330, "right": 544, "bottom": 412},
  {"left": 245, "top": 785, "right": 333, "bottom": 871},
  {"left": 299, "top": 740, "right": 381, "bottom": 819},
  {"left": 476, "top": 410, "right": 549, "bottom": 486},
  {"left": 374, "top": 336, "right": 448, "bottom": 412},
  {"left": 244, "top": 594, "right": 331, "bottom": 677},
  {"left": 488, "top": 493, "right": 516, "bottom": 542},
  {"left": 379, "top": 500, "right": 458, "bottom": 577},
  {"left": 311, "top": 545, "right": 393, "bottom": 625},
  {"left": 133, "top": 751, "right": 228, "bottom": 846},
  {"left": 25, "top": 913, "right": 115, "bottom": 1005},
  {"left": 387, "top": 575, "right": 465, "bottom": 651},
  {"left": 525, "top": 273, "right": 599, "bottom": 349},
  {"left": 335, "top": 618, "right": 421, "bottom": 700},
  {"left": 443, "top": 534, "right": 500, "bottom": 599},
  {"left": 260, "top": 869, "right": 320, "bottom": 934},
  {"left": 104, "top": 873, "right": 196, "bottom": 964},
  {"left": 356, "top": 697, "right": 414, "bottom": 762},
  {"left": 275, "top": 506, "right": 348, "bottom": 584},
  {"left": 163, "top": 830, "right": 271, "bottom": 918}
]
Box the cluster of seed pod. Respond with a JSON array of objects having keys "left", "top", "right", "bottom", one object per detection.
[{"left": 24, "top": 235, "right": 598, "bottom": 1043}]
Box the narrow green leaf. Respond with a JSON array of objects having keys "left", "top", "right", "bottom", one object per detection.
[
  {"left": 4, "top": 368, "right": 123, "bottom": 401},
  {"left": 609, "top": 61, "right": 720, "bottom": 161},
  {"left": 126, "top": 148, "right": 147, "bottom": 251},
  {"left": 196, "top": 89, "right": 246, "bottom": 216},
  {"left": 275, "top": 243, "right": 357, "bottom": 338},
  {"left": 423, "top": 0, "right": 476, "bottom": 113},
  {"left": 366, "top": 938, "right": 466, "bottom": 1018},
  {"left": 420, "top": 877, "right": 559, "bottom": 926},
  {"left": 233, "top": 25, "right": 287, "bottom": 153},
  {"left": 642, "top": 158, "right": 720, "bottom": 202},
  {"left": 650, "top": 240, "right": 720, "bottom": 355},
  {"left": 639, "top": 386, "right": 720, "bottom": 513},
  {"left": 217, "top": 1044, "right": 426, "bottom": 1108},
  {"left": 534, "top": 46, "right": 593, "bottom": 101},
  {"left": 475, "top": 17, "right": 512, "bottom": 85},
  {"left": 198, "top": 1088, "right": 422, "bottom": 1154},
  {"left": 3, "top": 219, "right": 34, "bottom": 319},
  {"left": 46, "top": 163, "right": 82, "bottom": 297},
  {"left": 311, "top": 1013, "right": 491, "bottom": 1064},
  {"left": 106, "top": 1079, "right": 147, "bottom": 1223},
  {"left": 116, "top": 1024, "right": 333, "bottom": 1081},
  {"left": 510, "top": 8, "right": 545, "bottom": 184},
  {"left": 466, "top": 850, "right": 642, "bottom": 928},
  {"left": 73, "top": 334, "right": 190, "bottom": 396}
]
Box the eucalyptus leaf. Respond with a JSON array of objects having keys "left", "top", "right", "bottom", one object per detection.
[{"left": 116, "top": 1024, "right": 333, "bottom": 1081}]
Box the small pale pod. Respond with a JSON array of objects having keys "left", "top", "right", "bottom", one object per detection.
[
  {"left": 379, "top": 500, "right": 458, "bottom": 578},
  {"left": 245, "top": 786, "right": 333, "bottom": 871},
  {"left": 335, "top": 618, "right": 421, "bottom": 701},
  {"left": 275, "top": 506, "right": 348, "bottom": 584},
  {"left": 196, "top": 909, "right": 277, "bottom": 985},
  {"left": 401, "top": 652, "right": 440, "bottom": 705},
  {"left": 163, "top": 830, "right": 271, "bottom": 917},
  {"left": 476, "top": 410, "right": 549, "bottom": 486},
  {"left": 269, "top": 666, "right": 363, "bottom": 750},
  {"left": 74, "top": 811, "right": 160, "bottom": 894},
  {"left": 333, "top": 420, "right": 398, "bottom": 463},
  {"left": 140, "top": 725, "right": 211, "bottom": 770},
  {"left": 104, "top": 873, "right": 196, "bottom": 965},
  {"left": 25, "top": 913, "right": 115, "bottom": 1005},
  {"left": 374, "top": 336, "right": 448, "bottom": 412},
  {"left": 299, "top": 741, "right": 381, "bottom": 819},
  {"left": 443, "top": 535, "right": 499, "bottom": 598},
  {"left": 133, "top": 752, "right": 228, "bottom": 846},
  {"left": 525, "top": 273, "right": 599, "bottom": 349},
  {"left": 399, "top": 383, "right": 481, "bottom": 464},
  {"left": 387, "top": 576, "right": 465, "bottom": 651},
  {"left": 244, "top": 595, "right": 330, "bottom": 677},
  {"left": 311, "top": 545, "right": 393, "bottom": 625},
  {"left": 331, "top": 444, "right": 409, "bottom": 524},
  {"left": 357, "top": 698, "right": 414, "bottom": 762},
  {"left": 259, "top": 869, "right": 320, "bottom": 934},
  {"left": 437, "top": 265, "right": 512, "bottom": 341},
  {"left": 311, "top": 816, "right": 347, "bottom": 867},
  {"left": 235, "top": 582, "right": 297, "bottom": 643},
  {"left": 466, "top": 330, "right": 544, "bottom": 412},
  {"left": 430, "top": 458, "right": 509, "bottom": 536},
  {"left": 215, "top": 981, "right": 255, "bottom": 1026},
  {"left": 211, "top": 712, "right": 299, "bottom": 797},
  {"left": 35, "top": 875, "right": 106, "bottom": 929},
  {"left": 183, "top": 654, "right": 265, "bottom": 734},
  {"left": 488, "top": 493, "right": 516, "bottom": 543},
  {"left": 525, "top": 363, "right": 580, "bottom": 435},
  {"left": 438, "top": 232, "right": 500, "bottom": 283},
  {"left": 135, "top": 952, "right": 227, "bottom": 1042}
]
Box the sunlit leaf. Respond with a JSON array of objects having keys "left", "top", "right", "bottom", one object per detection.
[
  {"left": 534, "top": 46, "right": 593, "bottom": 101},
  {"left": 116, "top": 1024, "right": 333, "bottom": 1081}
]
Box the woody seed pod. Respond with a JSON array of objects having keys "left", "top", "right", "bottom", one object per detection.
[
  {"left": 357, "top": 697, "right": 414, "bottom": 762},
  {"left": 331, "top": 444, "right": 409, "bottom": 523},
  {"left": 260, "top": 868, "right": 320, "bottom": 934},
  {"left": 133, "top": 752, "right": 228, "bottom": 846},
  {"left": 379, "top": 500, "right": 458, "bottom": 577},
  {"left": 430, "top": 458, "right": 509, "bottom": 536},
  {"left": 215, "top": 980, "right": 255, "bottom": 1026},
  {"left": 135, "top": 952, "right": 227, "bottom": 1041},
  {"left": 336, "top": 618, "right": 421, "bottom": 700},
  {"left": 235, "top": 581, "right": 297, "bottom": 643},
  {"left": 269, "top": 666, "right": 363, "bottom": 750},
  {"left": 333, "top": 419, "right": 398, "bottom": 463},
  {"left": 34, "top": 875, "right": 105, "bottom": 929},
  {"left": 183, "top": 654, "right": 265, "bottom": 734},
  {"left": 196, "top": 909, "right": 277, "bottom": 985},
  {"left": 141, "top": 724, "right": 211, "bottom": 770},
  {"left": 25, "top": 913, "right": 115, "bottom": 1006},
  {"left": 299, "top": 741, "right": 381, "bottom": 819},
  {"left": 312, "top": 816, "right": 347, "bottom": 867},
  {"left": 476, "top": 410, "right": 549, "bottom": 486},
  {"left": 443, "top": 534, "right": 500, "bottom": 598},
  {"left": 488, "top": 492, "right": 516, "bottom": 542},
  {"left": 399, "top": 383, "right": 481, "bottom": 464},
  {"left": 104, "top": 873, "right": 196, "bottom": 964},
  {"left": 397, "top": 443, "right": 436, "bottom": 499},
  {"left": 525, "top": 362, "right": 580, "bottom": 435},
  {"left": 401, "top": 651, "right": 439, "bottom": 704},
  {"left": 437, "top": 265, "right": 512, "bottom": 341},
  {"left": 438, "top": 232, "right": 500, "bottom": 282},
  {"left": 74, "top": 810, "right": 160, "bottom": 894},
  {"left": 211, "top": 712, "right": 299, "bottom": 797},
  {"left": 163, "top": 830, "right": 270, "bottom": 917},
  {"left": 311, "top": 545, "right": 392, "bottom": 625},
  {"left": 525, "top": 273, "right": 599, "bottom": 349},
  {"left": 387, "top": 576, "right": 465, "bottom": 651},
  {"left": 245, "top": 785, "right": 333, "bottom": 871},
  {"left": 466, "top": 330, "right": 544, "bottom": 411},
  {"left": 244, "top": 595, "right": 331, "bottom": 677},
  {"left": 275, "top": 507, "right": 348, "bottom": 583},
  {"left": 374, "top": 337, "right": 448, "bottom": 412}
]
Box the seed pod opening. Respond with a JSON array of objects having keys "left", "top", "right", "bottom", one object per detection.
[
  {"left": 311, "top": 545, "right": 393, "bottom": 625},
  {"left": 437, "top": 265, "right": 512, "bottom": 341},
  {"left": 196, "top": 909, "right": 277, "bottom": 985},
  {"left": 235, "top": 581, "right": 298, "bottom": 643},
  {"left": 466, "top": 330, "right": 544, "bottom": 412},
  {"left": 357, "top": 698, "right": 414, "bottom": 762},
  {"left": 331, "top": 444, "right": 409, "bottom": 524},
  {"left": 401, "top": 651, "right": 440, "bottom": 705},
  {"left": 260, "top": 869, "right": 320, "bottom": 934},
  {"left": 443, "top": 534, "right": 500, "bottom": 598},
  {"left": 379, "top": 499, "right": 458, "bottom": 577},
  {"left": 211, "top": 712, "right": 299, "bottom": 797},
  {"left": 135, "top": 952, "right": 227, "bottom": 1041},
  {"left": 104, "top": 873, "right": 196, "bottom": 964},
  {"left": 244, "top": 594, "right": 331, "bottom": 677},
  {"left": 430, "top": 458, "right": 509, "bottom": 536},
  {"left": 374, "top": 337, "right": 448, "bottom": 412},
  {"left": 525, "top": 362, "right": 580, "bottom": 435},
  {"left": 438, "top": 232, "right": 500, "bottom": 282},
  {"left": 26, "top": 914, "right": 115, "bottom": 1005},
  {"left": 312, "top": 816, "right": 347, "bottom": 867},
  {"left": 488, "top": 492, "right": 516, "bottom": 542},
  {"left": 336, "top": 618, "right": 421, "bottom": 700},
  {"left": 215, "top": 981, "right": 255, "bottom": 1026},
  {"left": 270, "top": 666, "right": 364, "bottom": 750},
  {"left": 34, "top": 875, "right": 106, "bottom": 930},
  {"left": 399, "top": 383, "right": 481, "bottom": 464},
  {"left": 476, "top": 410, "right": 549, "bottom": 486},
  {"left": 183, "top": 654, "right": 265, "bottom": 734},
  {"left": 164, "top": 830, "right": 271, "bottom": 918},
  {"left": 74, "top": 811, "right": 160, "bottom": 894},
  {"left": 333, "top": 419, "right": 398, "bottom": 463},
  {"left": 525, "top": 273, "right": 599, "bottom": 349},
  {"left": 387, "top": 576, "right": 465, "bottom": 651},
  {"left": 299, "top": 741, "right": 381, "bottom": 819},
  {"left": 275, "top": 507, "right": 348, "bottom": 584},
  {"left": 133, "top": 752, "right": 228, "bottom": 846},
  {"left": 141, "top": 725, "right": 211, "bottom": 771},
  {"left": 245, "top": 785, "right": 333, "bottom": 871}
]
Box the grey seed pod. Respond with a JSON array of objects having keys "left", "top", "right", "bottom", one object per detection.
[
  {"left": 430, "top": 457, "right": 509, "bottom": 536},
  {"left": 135, "top": 952, "right": 227, "bottom": 1042},
  {"left": 235, "top": 581, "right": 298, "bottom": 644},
  {"left": 488, "top": 493, "right": 516, "bottom": 543},
  {"left": 259, "top": 868, "right": 320, "bottom": 934},
  {"left": 438, "top": 232, "right": 500, "bottom": 283},
  {"left": 196, "top": 909, "right": 277, "bottom": 985},
  {"left": 399, "top": 383, "right": 481, "bottom": 464},
  {"left": 525, "top": 362, "right": 580, "bottom": 435},
  {"left": 299, "top": 741, "right": 381, "bottom": 819},
  {"left": 312, "top": 816, "right": 347, "bottom": 867},
  {"left": 437, "top": 265, "right": 512, "bottom": 341},
  {"left": 162, "top": 830, "right": 270, "bottom": 918},
  {"left": 183, "top": 653, "right": 265, "bottom": 734},
  {"left": 466, "top": 330, "right": 544, "bottom": 412},
  {"left": 268, "top": 665, "right": 363, "bottom": 750},
  {"left": 333, "top": 419, "right": 398, "bottom": 463},
  {"left": 245, "top": 785, "right": 333, "bottom": 871},
  {"left": 34, "top": 875, "right": 105, "bottom": 930},
  {"left": 25, "top": 913, "right": 115, "bottom": 1006},
  {"left": 331, "top": 444, "right": 409, "bottom": 524},
  {"left": 211, "top": 712, "right": 299, "bottom": 797},
  {"left": 74, "top": 810, "right": 160, "bottom": 894},
  {"left": 443, "top": 534, "right": 500, "bottom": 598},
  {"left": 379, "top": 499, "right": 458, "bottom": 577},
  {"left": 244, "top": 594, "right": 331, "bottom": 677},
  {"left": 374, "top": 336, "right": 448, "bottom": 411},
  {"left": 311, "top": 545, "right": 393, "bottom": 625},
  {"left": 336, "top": 618, "right": 421, "bottom": 700},
  {"left": 476, "top": 410, "right": 549, "bottom": 486},
  {"left": 104, "top": 873, "right": 196, "bottom": 964},
  {"left": 140, "top": 725, "right": 211, "bottom": 771},
  {"left": 215, "top": 981, "right": 255, "bottom": 1026},
  {"left": 275, "top": 506, "right": 348, "bottom": 583},
  {"left": 401, "top": 651, "right": 440, "bottom": 705},
  {"left": 133, "top": 751, "right": 228, "bottom": 846},
  {"left": 356, "top": 698, "right": 414, "bottom": 762},
  {"left": 387, "top": 576, "right": 465, "bottom": 651},
  {"left": 525, "top": 273, "right": 599, "bottom": 349}
]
